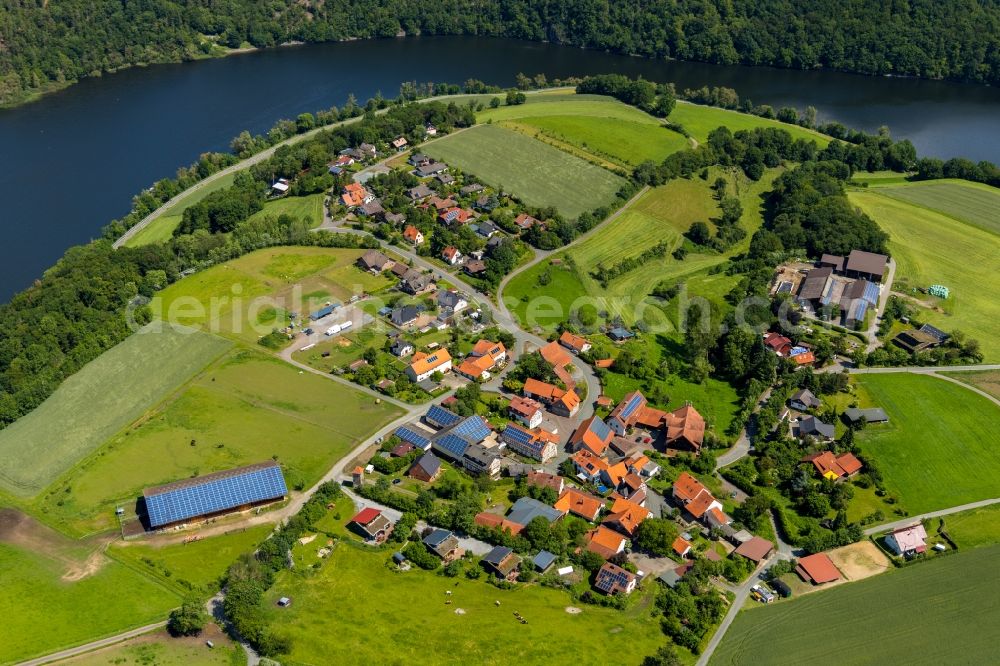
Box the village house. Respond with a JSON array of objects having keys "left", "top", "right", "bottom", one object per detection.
[
  {"left": 382, "top": 211, "right": 406, "bottom": 226},
  {"left": 523, "top": 378, "right": 581, "bottom": 417},
  {"left": 584, "top": 526, "right": 628, "bottom": 559},
  {"left": 554, "top": 487, "right": 605, "bottom": 521},
  {"left": 439, "top": 206, "right": 475, "bottom": 225},
  {"left": 602, "top": 497, "right": 650, "bottom": 538},
  {"left": 442, "top": 246, "right": 462, "bottom": 266},
  {"left": 625, "top": 453, "right": 661, "bottom": 479},
  {"left": 391, "top": 305, "right": 421, "bottom": 327},
  {"left": 436, "top": 173, "right": 455, "bottom": 185},
  {"left": 402, "top": 225, "right": 424, "bottom": 245},
  {"left": 462, "top": 443, "right": 502, "bottom": 479},
  {"left": 423, "top": 528, "right": 461, "bottom": 561},
  {"left": 672, "top": 536, "right": 692, "bottom": 558},
  {"left": 885, "top": 524, "right": 928, "bottom": 557},
  {"left": 607, "top": 327, "right": 635, "bottom": 342},
  {"left": 733, "top": 536, "right": 774, "bottom": 564},
  {"left": 460, "top": 183, "right": 484, "bottom": 195},
  {"left": 407, "top": 183, "right": 434, "bottom": 202},
  {"left": 594, "top": 562, "right": 638, "bottom": 595},
  {"left": 802, "top": 450, "right": 863, "bottom": 480},
  {"left": 527, "top": 471, "right": 565, "bottom": 495},
  {"left": 437, "top": 289, "right": 468, "bottom": 314},
  {"left": 409, "top": 153, "right": 431, "bottom": 167},
  {"left": 406, "top": 349, "right": 452, "bottom": 382},
  {"left": 481, "top": 546, "right": 521, "bottom": 580},
  {"left": 425, "top": 195, "right": 456, "bottom": 212},
  {"left": 571, "top": 449, "right": 610, "bottom": 484},
  {"left": 390, "top": 338, "right": 415, "bottom": 358},
  {"left": 797, "top": 415, "right": 835, "bottom": 441},
  {"left": 508, "top": 395, "right": 544, "bottom": 429},
  {"left": 514, "top": 213, "right": 541, "bottom": 230},
  {"left": 407, "top": 452, "right": 442, "bottom": 483},
  {"left": 341, "top": 182, "right": 374, "bottom": 208},
  {"left": 558, "top": 331, "right": 592, "bottom": 354},
  {"left": 539, "top": 340, "right": 575, "bottom": 389},
  {"left": 664, "top": 404, "right": 706, "bottom": 453},
  {"left": 394, "top": 424, "right": 433, "bottom": 451},
  {"left": 357, "top": 249, "right": 394, "bottom": 273},
  {"left": 499, "top": 423, "right": 558, "bottom": 463},
  {"left": 392, "top": 136, "right": 408, "bottom": 150},
  {"left": 270, "top": 178, "right": 290, "bottom": 196},
  {"left": 672, "top": 472, "right": 727, "bottom": 523},
  {"left": 456, "top": 340, "right": 506, "bottom": 381},
  {"left": 414, "top": 161, "right": 448, "bottom": 177},
  {"left": 349, "top": 508, "right": 394, "bottom": 544},
  {"left": 463, "top": 259, "right": 487, "bottom": 276},
  {"left": 789, "top": 388, "right": 821, "bottom": 411},
  {"left": 842, "top": 407, "right": 890, "bottom": 425},
  {"left": 607, "top": 391, "right": 667, "bottom": 437},
  {"left": 570, "top": 415, "right": 614, "bottom": 457},
  {"left": 399, "top": 269, "right": 433, "bottom": 295}
]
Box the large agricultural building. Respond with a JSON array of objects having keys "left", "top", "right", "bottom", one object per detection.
[{"left": 143, "top": 461, "right": 288, "bottom": 529}]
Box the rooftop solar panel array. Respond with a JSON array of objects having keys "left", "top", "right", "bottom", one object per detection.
[
  {"left": 589, "top": 417, "right": 613, "bottom": 442},
  {"left": 500, "top": 424, "right": 535, "bottom": 447},
  {"left": 433, "top": 433, "right": 470, "bottom": 460},
  {"left": 144, "top": 462, "right": 287, "bottom": 528},
  {"left": 395, "top": 426, "right": 432, "bottom": 450},
  {"left": 426, "top": 404, "right": 462, "bottom": 429},
  {"left": 452, "top": 416, "right": 491, "bottom": 444},
  {"left": 862, "top": 281, "right": 880, "bottom": 305},
  {"left": 619, "top": 393, "right": 644, "bottom": 420},
  {"left": 596, "top": 566, "right": 633, "bottom": 592}
]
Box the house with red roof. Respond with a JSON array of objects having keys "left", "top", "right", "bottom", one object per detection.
[
  {"left": 349, "top": 508, "right": 394, "bottom": 543},
  {"left": 555, "top": 487, "right": 605, "bottom": 521},
  {"left": 570, "top": 415, "right": 614, "bottom": 457},
  {"left": 796, "top": 552, "right": 841, "bottom": 584},
  {"left": 584, "top": 526, "right": 628, "bottom": 559},
  {"left": 672, "top": 472, "right": 723, "bottom": 522},
  {"left": 802, "top": 451, "right": 863, "bottom": 480},
  {"left": 442, "top": 246, "right": 462, "bottom": 265},
  {"left": 603, "top": 497, "right": 650, "bottom": 538},
  {"left": 402, "top": 225, "right": 423, "bottom": 245},
  {"left": 571, "top": 449, "right": 610, "bottom": 484},
  {"left": 523, "top": 378, "right": 580, "bottom": 417},
  {"left": 508, "top": 395, "right": 544, "bottom": 429},
  {"left": 763, "top": 332, "right": 794, "bottom": 357},
  {"left": 672, "top": 536, "right": 692, "bottom": 558},
  {"left": 664, "top": 404, "right": 706, "bottom": 453},
  {"left": 558, "top": 331, "right": 592, "bottom": 354},
  {"left": 527, "top": 471, "right": 564, "bottom": 496}
]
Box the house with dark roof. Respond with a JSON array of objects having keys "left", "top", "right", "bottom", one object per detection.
[
  {"left": 819, "top": 254, "right": 845, "bottom": 272},
  {"left": 390, "top": 338, "right": 415, "bottom": 358},
  {"left": 892, "top": 328, "right": 942, "bottom": 353},
  {"left": 797, "top": 415, "right": 835, "bottom": 441},
  {"left": 349, "top": 508, "right": 394, "bottom": 543},
  {"left": 415, "top": 161, "right": 448, "bottom": 177},
  {"left": 391, "top": 305, "right": 422, "bottom": 327},
  {"left": 608, "top": 327, "right": 634, "bottom": 342},
  {"left": 595, "top": 562, "right": 637, "bottom": 595},
  {"left": 481, "top": 546, "right": 521, "bottom": 580},
  {"left": 460, "top": 183, "right": 484, "bottom": 195},
  {"left": 790, "top": 388, "right": 821, "bottom": 411},
  {"left": 437, "top": 289, "right": 468, "bottom": 314},
  {"left": 408, "top": 453, "right": 442, "bottom": 483},
  {"left": 842, "top": 407, "right": 890, "bottom": 425},
  {"left": 462, "top": 443, "right": 501, "bottom": 479},
  {"left": 844, "top": 249, "right": 888, "bottom": 282},
  {"left": 357, "top": 250, "right": 394, "bottom": 273},
  {"left": 399, "top": 270, "right": 432, "bottom": 295},
  {"left": 734, "top": 536, "right": 774, "bottom": 563},
  {"left": 797, "top": 267, "right": 833, "bottom": 303},
  {"left": 407, "top": 184, "right": 434, "bottom": 201},
  {"left": 423, "top": 528, "right": 461, "bottom": 561},
  {"left": 507, "top": 497, "right": 564, "bottom": 527},
  {"left": 532, "top": 550, "right": 557, "bottom": 572}
]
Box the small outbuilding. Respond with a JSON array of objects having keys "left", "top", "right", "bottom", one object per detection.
[{"left": 795, "top": 553, "right": 842, "bottom": 584}]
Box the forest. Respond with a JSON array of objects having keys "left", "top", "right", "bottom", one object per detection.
[{"left": 3, "top": 0, "right": 1000, "bottom": 106}]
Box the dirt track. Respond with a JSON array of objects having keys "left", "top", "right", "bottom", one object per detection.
[{"left": 0, "top": 508, "right": 110, "bottom": 580}]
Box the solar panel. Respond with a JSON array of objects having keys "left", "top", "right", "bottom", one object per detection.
[
  {"left": 620, "top": 393, "right": 644, "bottom": 419},
  {"left": 501, "top": 424, "right": 535, "bottom": 447},
  {"left": 863, "top": 281, "right": 880, "bottom": 304},
  {"left": 452, "top": 416, "right": 491, "bottom": 444},
  {"left": 589, "top": 417, "right": 612, "bottom": 442},
  {"left": 426, "top": 405, "right": 461, "bottom": 428},
  {"left": 395, "top": 426, "right": 431, "bottom": 450},
  {"left": 144, "top": 463, "right": 287, "bottom": 528},
  {"left": 433, "top": 434, "right": 470, "bottom": 459}
]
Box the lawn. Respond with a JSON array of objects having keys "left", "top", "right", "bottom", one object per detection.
[
  {"left": 848, "top": 189, "right": 1000, "bottom": 361},
  {"left": 152, "top": 246, "right": 394, "bottom": 345},
  {"left": 110, "top": 524, "right": 274, "bottom": 594},
  {"left": 247, "top": 193, "right": 326, "bottom": 229},
  {"left": 0, "top": 542, "right": 180, "bottom": 665},
  {"left": 292, "top": 326, "right": 390, "bottom": 372},
  {"left": 124, "top": 171, "right": 237, "bottom": 248},
  {"left": 423, "top": 123, "right": 626, "bottom": 218},
  {"left": 0, "top": 325, "right": 231, "bottom": 498},
  {"left": 937, "top": 503, "right": 1000, "bottom": 550},
  {"left": 710, "top": 544, "right": 1000, "bottom": 666},
  {"left": 38, "top": 350, "right": 403, "bottom": 535},
  {"left": 668, "top": 101, "right": 832, "bottom": 146},
  {"left": 505, "top": 167, "right": 778, "bottom": 332},
  {"left": 870, "top": 179, "right": 1000, "bottom": 236},
  {"left": 262, "top": 540, "right": 667, "bottom": 665},
  {"left": 853, "top": 373, "right": 1000, "bottom": 515}
]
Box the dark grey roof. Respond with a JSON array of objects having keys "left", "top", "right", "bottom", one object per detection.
[
  {"left": 415, "top": 162, "right": 448, "bottom": 177},
  {"left": 391, "top": 305, "right": 421, "bottom": 325},
  {"left": 790, "top": 389, "right": 821, "bottom": 408},
  {"left": 919, "top": 323, "right": 949, "bottom": 342},
  {"left": 800, "top": 415, "right": 835, "bottom": 439},
  {"left": 462, "top": 444, "right": 500, "bottom": 468},
  {"left": 423, "top": 528, "right": 455, "bottom": 548},
  {"left": 532, "top": 550, "right": 557, "bottom": 571},
  {"left": 819, "top": 254, "right": 845, "bottom": 271},
  {"left": 658, "top": 569, "right": 683, "bottom": 588},
  {"left": 843, "top": 407, "right": 889, "bottom": 424},
  {"left": 846, "top": 250, "right": 888, "bottom": 277},
  {"left": 413, "top": 453, "right": 442, "bottom": 477},
  {"left": 483, "top": 545, "right": 513, "bottom": 566},
  {"left": 407, "top": 184, "right": 434, "bottom": 200},
  {"left": 798, "top": 267, "right": 833, "bottom": 301},
  {"left": 507, "top": 497, "right": 563, "bottom": 526}
]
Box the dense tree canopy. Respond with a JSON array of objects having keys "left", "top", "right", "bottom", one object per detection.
[{"left": 3, "top": 0, "right": 1000, "bottom": 106}]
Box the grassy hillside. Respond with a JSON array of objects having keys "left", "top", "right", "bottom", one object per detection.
[
  {"left": 669, "top": 102, "right": 832, "bottom": 145},
  {"left": 38, "top": 351, "right": 403, "bottom": 535},
  {"left": 0, "top": 325, "right": 231, "bottom": 498},
  {"left": 849, "top": 186, "right": 1000, "bottom": 361},
  {"left": 246, "top": 193, "right": 326, "bottom": 229},
  {"left": 423, "top": 123, "right": 626, "bottom": 218},
  {"left": 124, "top": 172, "right": 238, "bottom": 248},
  {"left": 854, "top": 373, "right": 1000, "bottom": 515},
  {"left": 710, "top": 544, "right": 1000, "bottom": 666},
  {"left": 872, "top": 179, "right": 1000, "bottom": 235}
]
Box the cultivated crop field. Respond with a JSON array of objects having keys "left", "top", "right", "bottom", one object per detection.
[
  {"left": 943, "top": 369, "right": 1000, "bottom": 401},
  {"left": 152, "top": 247, "right": 394, "bottom": 344},
  {"left": 39, "top": 350, "right": 403, "bottom": 534},
  {"left": 423, "top": 123, "right": 626, "bottom": 218},
  {"left": 873, "top": 179, "right": 1000, "bottom": 235},
  {"left": 710, "top": 544, "right": 1000, "bottom": 666},
  {"left": 0, "top": 325, "right": 231, "bottom": 498},
  {"left": 263, "top": 526, "right": 667, "bottom": 665},
  {"left": 849, "top": 187, "right": 1000, "bottom": 361},
  {"left": 854, "top": 374, "right": 1000, "bottom": 514},
  {"left": 506, "top": 166, "right": 778, "bottom": 332}
]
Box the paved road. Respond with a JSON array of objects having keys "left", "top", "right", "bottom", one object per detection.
[
  {"left": 715, "top": 387, "right": 772, "bottom": 470},
  {"left": 17, "top": 622, "right": 168, "bottom": 666},
  {"left": 863, "top": 497, "right": 1000, "bottom": 536}
]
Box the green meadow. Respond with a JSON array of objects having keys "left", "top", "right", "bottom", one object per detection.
[
  {"left": 711, "top": 545, "right": 1000, "bottom": 666},
  {"left": 669, "top": 101, "right": 832, "bottom": 145},
  {"left": 854, "top": 373, "right": 1000, "bottom": 514},
  {"left": 39, "top": 350, "right": 403, "bottom": 535},
  {"left": 0, "top": 542, "right": 180, "bottom": 664},
  {"left": 247, "top": 193, "right": 326, "bottom": 229},
  {"left": 63, "top": 631, "right": 243, "bottom": 666},
  {"left": 423, "top": 123, "right": 626, "bottom": 218},
  {"left": 849, "top": 184, "right": 1000, "bottom": 361},
  {"left": 0, "top": 325, "right": 231, "bottom": 498},
  {"left": 124, "top": 171, "right": 238, "bottom": 248},
  {"left": 872, "top": 178, "right": 1000, "bottom": 235}
]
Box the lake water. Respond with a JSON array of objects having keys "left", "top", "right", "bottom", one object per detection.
[{"left": 2, "top": 36, "right": 999, "bottom": 300}]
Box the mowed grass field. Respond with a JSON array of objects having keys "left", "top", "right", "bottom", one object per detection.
[
  {"left": 110, "top": 524, "right": 273, "bottom": 594},
  {"left": 0, "top": 325, "right": 231, "bottom": 498},
  {"left": 710, "top": 544, "right": 1000, "bottom": 666},
  {"left": 849, "top": 186, "right": 1000, "bottom": 361},
  {"left": 124, "top": 171, "right": 237, "bottom": 248},
  {"left": 423, "top": 123, "right": 626, "bottom": 218},
  {"left": 506, "top": 166, "right": 778, "bottom": 332},
  {"left": 854, "top": 374, "right": 1000, "bottom": 515},
  {"left": 263, "top": 537, "right": 666, "bottom": 665},
  {"left": 669, "top": 101, "right": 832, "bottom": 145},
  {"left": 0, "top": 542, "right": 180, "bottom": 664},
  {"left": 39, "top": 350, "right": 403, "bottom": 535},
  {"left": 478, "top": 95, "right": 688, "bottom": 167},
  {"left": 247, "top": 193, "right": 326, "bottom": 229},
  {"left": 939, "top": 503, "right": 1000, "bottom": 549},
  {"left": 872, "top": 179, "right": 1000, "bottom": 236},
  {"left": 152, "top": 247, "right": 394, "bottom": 345}
]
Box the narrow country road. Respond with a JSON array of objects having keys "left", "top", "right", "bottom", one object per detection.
[
  {"left": 863, "top": 497, "right": 1000, "bottom": 536},
  {"left": 17, "top": 622, "right": 168, "bottom": 666}
]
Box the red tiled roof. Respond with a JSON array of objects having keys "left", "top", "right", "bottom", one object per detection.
[
  {"left": 672, "top": 536, "right": 692, "bottom": 556},
  {"left": 664, "top": 404, "right": 706, "bottom": 451},
  {"left": 540, "top": 340, "right": 572, "bottom": 368},
  {"left": 796, "top": 553, "right": 841, "bottom": 584},
  {"left": 559, "top": 331, "right": 590, "bottom": 352},
  {"left": 351, "top": 507, "right": 381, "bottom": 525},
  {"left": 734, "top": 536, "right": 773, "bottom": 563},
  {"left": 555, "top": 488, "right": 604, "bottom": 520}
]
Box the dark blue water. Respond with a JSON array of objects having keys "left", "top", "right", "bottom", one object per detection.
[{"left": 2, "top": 36, "right": 999, "bottom": 300}]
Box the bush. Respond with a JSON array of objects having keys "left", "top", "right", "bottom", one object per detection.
[{"left": 167, "top": 598, "right": 206, "bottom": 637}]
